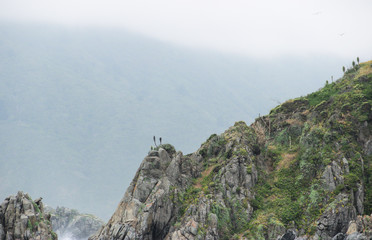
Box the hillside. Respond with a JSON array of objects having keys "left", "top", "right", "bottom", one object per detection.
[
  {"left": 0, "top": 23, "right": 347, "bottom": 220},
  {"left": 89, "top": 60, "right": 372, "bottom": 239}
]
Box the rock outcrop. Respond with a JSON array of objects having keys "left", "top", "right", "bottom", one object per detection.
[
  {"left": 345, "top": 214, "right": 372, "bottom": 239},
  {"left": 90, "top": 123, "right": 259, "bottom": 240},
  {"left": 90, "top": 60, "right": 372, "bottom": 239},
  {"left": 45, "top": 206, "right": 104, "bottom": 240},
  {"left": 0, "top": 191, "right": 57, "bottom": 240}
]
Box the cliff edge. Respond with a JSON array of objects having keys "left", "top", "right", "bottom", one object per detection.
[
  {"left": 0, "top": 191, "right": 57, "bottom": 240},
  {"left": 90, "top": 60, "right": 372, "bottom": 240}
]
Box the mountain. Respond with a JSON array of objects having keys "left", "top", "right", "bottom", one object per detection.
[
  {"left": 45, "top": 206, "right": 104, "bottom": 240},
  {"left": 0, "top": 22, "right": 348, "bottom": 220},
  {"left": 0, "top": 191, "right": 57, "bottom": 240},
  {"left": 89, "top": 61, "right": 372, "bottom": 239}
]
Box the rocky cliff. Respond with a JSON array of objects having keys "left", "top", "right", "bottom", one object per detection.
[
  {"left": 89, "top": 60, "right": 372, "bottom": 240},
  {"left": 0, "top": 191, "right": 57, "bottom": 240},
  {"left": 45, "top": 206, "right": 104, "bottom": 240}
]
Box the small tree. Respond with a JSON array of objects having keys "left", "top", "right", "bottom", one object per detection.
[
  {"left": 342, "top": 66, "right": 345, "bottom": 73},
  {"left": 352, "top": 61, "right": 356, "bottom": 69},
  {"left": 357, "top": 57, "right": 360, "bottom": 64}
]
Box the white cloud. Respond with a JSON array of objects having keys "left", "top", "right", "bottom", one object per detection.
[{"left": 1, "top": 0, "right": 371, "bottom": 58}]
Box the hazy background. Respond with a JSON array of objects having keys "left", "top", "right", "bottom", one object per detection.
[
  {"left": 1, "top": 0, "right": 372, "bottom": 58},
  {"left": 0, "top": 0, "right": 371, "bottom": 220}
]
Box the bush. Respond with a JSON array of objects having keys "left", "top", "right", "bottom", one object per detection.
[
  {"left": 199, "top": 148, "right": 207, "bottom": 158},
  {"left": 211, "top": 203, "right": 232, "bottom": 236},
  {"left": 334, "top": 184, "right": 345, "bottom": 195},
  {"left": 306, "top": 82, "right": 338, "bottom": 106},
  {"left": 344, "top": 173, "right": 359, "bottom": 191},
  {"left": 252, "top": 144, "right": 261, "bottom": 155},
  {"left": 280, "top": 201, "right": 301, "bottom": 224},
  {"left": 160, "top": 143, "right": 176, "bottom": 156}
]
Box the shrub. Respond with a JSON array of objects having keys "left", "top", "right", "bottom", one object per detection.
[
  {"left": 344, "top": 173, "right": 359, "bottom": 191},
  {"left": 246, "top": 165, "right": 252, "bottom": 174},
  {"left": 280, "top": 201, "right": 301, "bottom": 224},
  {"left": 199, "top": 148, "right": 207, "bottom": 158},
  {"left": 27, "top": 219, "right": 32, "bottom": 230},
  {"left": 306, "top": 82, "right": 338, "bottom": 106},
  {"left": 160, "top": 144, "right": 176, "bottom": 156},
  {"left": 211, "top": 203, "right": 232, "bottom": 236},
  {"left": 252, "top": 144, "right": 261, "bottom": 155}
]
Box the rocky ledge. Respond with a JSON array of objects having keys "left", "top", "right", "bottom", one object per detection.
[{"left": 0, "top": 191, "right": 57, "bottom": 240}]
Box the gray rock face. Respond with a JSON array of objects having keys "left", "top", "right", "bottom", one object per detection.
[
  {"left": 316, "top": 194, "right": 357, "bottom": 240},
  {"left": 332, "top": 233, "right": 346, "bottom": 240},
  {"left": 345, "top": 232, "right": 367, "bottom": 240},
  {"left": 278, "top": 230, "right": 296, "bottom": 240},
  {"left": 89, "top": 148, "right": 177, "bottom": 240},
  {"left": 89, "top": 124, "right": 258, "bottom": 240},
  {"left": 321, "top": 161, "right": 344, "bottom": 191},
  {"left": 364, "top": 139, "right": 372, "bottom": 155},
  {"left": 0, "top": 191, "right": 57, "bottom": 240},
  {"left": 354, "top": 184, "right": 364, "bottom": 215},
  {"left": 45, "top": 206, "right": 104, "bottom": 240}
]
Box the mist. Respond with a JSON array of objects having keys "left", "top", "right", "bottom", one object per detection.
[
  {"left": 0, "top": 0, "right": 371, "bottom": 223},
  {"left": 1, "top": 0, "right": 371, "bottom": 58}
]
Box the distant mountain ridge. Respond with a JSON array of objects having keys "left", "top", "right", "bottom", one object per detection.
[
  {"left": 89, "top": 61, "right": 372, "bottom": 239},
  {"left": 0, "top": 22, "right": 348, "bottom": 220}
]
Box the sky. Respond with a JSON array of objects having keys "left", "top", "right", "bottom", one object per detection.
[{"left": 1, "top": 0, "right": 372, "bottom": 59}]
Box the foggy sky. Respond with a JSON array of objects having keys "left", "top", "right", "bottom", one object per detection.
[{"left": 1, "top": 0, "right": 371, "bottom": 59}]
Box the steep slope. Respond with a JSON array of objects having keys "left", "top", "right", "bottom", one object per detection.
[
  {"left": 0, "top": 191, "right": 57, "bottom": 240},
  {"left": 89, "top": 60, "right": 372, "bottom": 239},
  {"left": 0, "top": 23, "right": 347, "bottom": 219},
  {"left": 45, "top": 206, "right": 104, "bottom": 240},
  {"left": 90, "top": 60, "right": 372, "bottom": 239}
]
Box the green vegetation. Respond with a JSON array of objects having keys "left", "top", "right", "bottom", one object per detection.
[
  {"left": 51, "top": 231, "right": 58, "bottom": 240},
  {"left": 176, "top": 186, "right": 202, "bottom": 217},
  {"left": 211, "top": 202, "right": 233, "bottom": 236},
  {"left": 32, "top": 202, "right": 41, "bottom": 214},
  {"left": 163, "top": 60, "right": 371, "bottom": 239},
  {"left": 243, "top": 60, "right": 372, "bottom": 238},
  {"left": 154, "top": 143, "right": 176, "bottom": 157},
  {"left": 306, "top": 82, "right": 339, "bottom": 106},
  {"left": 27, "top": 219, "right": 32, "bottom": 230}
]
